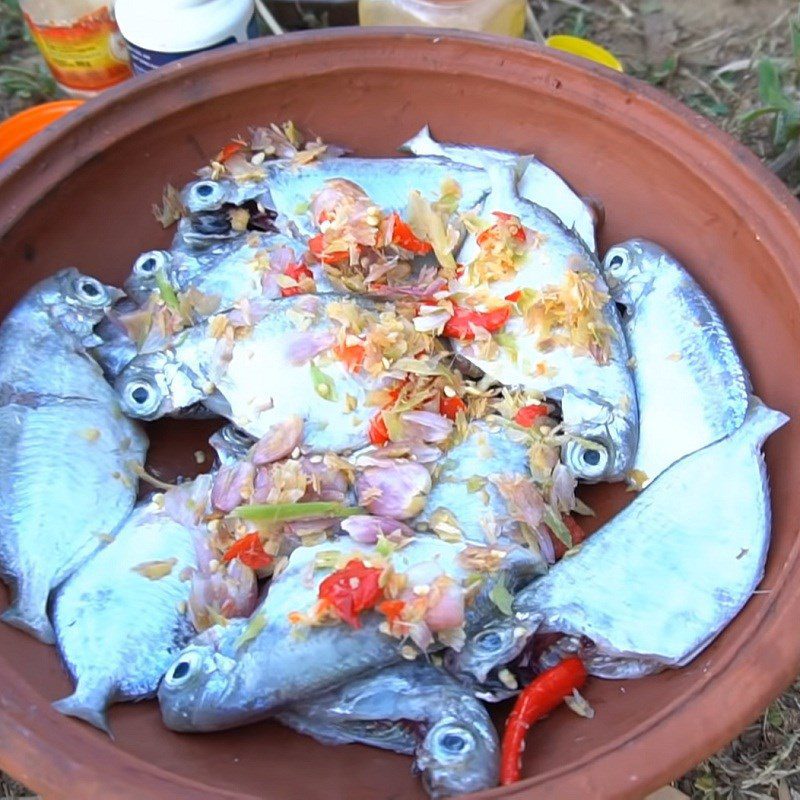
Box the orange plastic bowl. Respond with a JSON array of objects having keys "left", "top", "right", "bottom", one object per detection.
[{"left": 0, "top": 99, "right": 84, "bottom": 162}]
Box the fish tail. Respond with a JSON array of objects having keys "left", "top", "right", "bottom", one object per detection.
[
  {"left": 53, "top": 687, "right": 113, "bottom": 737},
  {"left": 741, "top": 396, "right": 790, "bottom": 446},
  {"left": 1, "top": 584, "right": 55, "bottom": 644}
]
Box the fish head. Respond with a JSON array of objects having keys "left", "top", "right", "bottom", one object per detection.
[
  {"left": 209, "top": 424, "right": 255, "bottom": 466},
  {"left": 602, "top": 239, "right": 663, "bottom": 306},
  {"left": 43, "top": 269, "right": 124, "bottom": 345},
  {"left": 445, "top": 612, "right": 541, "bottom": 701},
  {"left": 115, "top": 351, "right": 204, "bottom": 420},
  {"left": 182, "top": 179, "right": 231, "bottom": 213},
  {"left": 159, "top": 622, "right": 258, "bottom": 731},
  {"left": 124, "top": 250, "right": 172, "bottom": 305},
  {"left": 560, "top": 390, "right": 636, "bottom": 483},
  {"left": 417, "top": 713, "right": 499, "bottom": 798}
]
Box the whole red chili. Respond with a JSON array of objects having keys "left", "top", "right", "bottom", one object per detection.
[
  {"left": 500, "top": 657, "right": 588, "bottom": 785},
  {"left": 221, "top": 533, "right": 273, "bottom": 570},
  {"left": 318, "top": 559, "right": 384, "bottom": 628}
]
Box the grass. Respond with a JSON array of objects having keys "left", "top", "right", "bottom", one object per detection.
[{"left": 1, "top": 1, "right": 800, "bottom": 798}]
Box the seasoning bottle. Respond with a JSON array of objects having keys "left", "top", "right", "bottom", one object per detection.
[
  {"left": 358, "top": 0, "right": 526, "bottom": 37},
  {"left": 115, "top": 0, "right": 258, "bottom": 76},
  {"left": 263, "top": 1, "right": 358, "bottom": 30},
  {"left": 18, "top": 0, "right": 132, "bottom": 97}
]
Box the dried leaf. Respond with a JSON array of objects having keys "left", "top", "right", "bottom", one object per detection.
[
  {"left": 132, "top": 558, "right": 178, "bottom": 580},
  {"left": 152, "top": 184, "right": 185, "bottom": 227}
]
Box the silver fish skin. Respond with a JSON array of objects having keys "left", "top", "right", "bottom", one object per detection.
[
  {"left": 514, "top": 397, "right": 787, "bottom": 677},
  {"left": 91, "top": 299, "right": 141, "bottom": 379},
  {"left": 183, "top": 157, "right": 491, "bottom": 230},
  {"left": 115, "top": 294, "right": 397, "bottom": 452},
  {"left": 0, "top": 270, "right": 148, "bottom": 644},
  {"left": 52, "top": 498, "right": 198, "bottom": 733},
  {"left": 451, "top": 167, "right": 637, "bottom": 483},
  {"left": 400, "top": 125, "right": 596, "bottom": 252},
  {"left": 278, "top": 661, "right": 499, "bottom": 799},
  {"left": 602, "top": 239, "right": 750, "bottom": 485},
  {"left": 125, "top": 233, "right": 334, "bottom": 310},
  {"left": 158, "top": 535, "right": 536, "bottom": 732}
]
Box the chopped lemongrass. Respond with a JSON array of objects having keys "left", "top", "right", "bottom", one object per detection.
[
  {"left": 232, "top": 501, "right": 361, "bottom": 522},
  {"left": 310, "top": 363, "right": 337, "bottom": 401},
  {"left": 155, "top": 268, "right": 180, "bottom": 311},
  {"left": 489, "top": 577, "right": 514, "bottom": 616}
]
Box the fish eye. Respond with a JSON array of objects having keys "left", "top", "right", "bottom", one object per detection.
[
  {"left": 474, "top": 629, "right": 504, "bottom": 652},
  {"left": 121, "top": 377, "right": 162, "bottom": 418},
  {"left": 189, "top": 181, "right": 225, "bottom": 209},
  {"left": 562, "top": 439, "right": 610, "bottom": 481},
  {"left": 73, "top": 277, "right": 108, "bottom": 307},
  {"left": 608, "top": 254, "right": 625, "bottom": 269},
  {"left": 431, "top": 725, "right": 475, "bottom": 759},
  {"left": 134, "top": 250, "right": 170, "bottom": 276},
  {"left": 165, "top": 650, "right": 203, "bottom": 688}
]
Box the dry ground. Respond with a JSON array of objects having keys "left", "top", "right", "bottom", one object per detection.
[{"left": 1, "top": 0, "right": 799, "bottom": 797}]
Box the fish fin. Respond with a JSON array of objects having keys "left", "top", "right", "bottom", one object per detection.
[
  {"left": 1, "top": 599, "right": 55, "bottom": 644},
  {"left": 53, "top": 693, "right": 113, "bottom": 737},
  {"left": 742, "top": 396, "right": 790, "bottom": 446},
  {"left": 399, "top": 125, "right": 435, "bottom": 155}
]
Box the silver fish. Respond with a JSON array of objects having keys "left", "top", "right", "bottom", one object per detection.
[
  {"left": 158, "top": 535, "right": 537, "bottom": 731},
  {"left": 52, "top": 497, "right": 198, "bottom": 733},
  {"left": 114, "top": 294, "right": 417, "bottom": 452},
  {"left": 0, "top": 270, "right": 148, "bottom": 643},
  {"left": 182, "top": 157, "right": 491, "bottom": 231},
  {"left": 125, "top": 233, "right": 332, "bottom": 310},
  {"left": 278, "top": 661, "right": 499, "bottom": 798},
  {"left": 514, "top": 397, "right": 787, "bottom": 677},
  {"left": 602, "top": 239, "right": 750, "bottom": 484},
  {"left": 401, "top": 125, "right": 596, "bottom": 252},
  {"left": 451, "top": 167, "right": 637, "bottom": 483}
]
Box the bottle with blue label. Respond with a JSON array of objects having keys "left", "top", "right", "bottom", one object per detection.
[{"left": 115, "top": 0, "right": 258, "bottom": 75}]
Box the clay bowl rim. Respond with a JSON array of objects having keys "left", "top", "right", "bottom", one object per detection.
[{"left": 1, "top": 27, "right": 800, "bottom": 800}]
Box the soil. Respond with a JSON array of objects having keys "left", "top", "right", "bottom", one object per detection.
[{"left": 1, "top": 1, "right": 799, "bottom": 798}]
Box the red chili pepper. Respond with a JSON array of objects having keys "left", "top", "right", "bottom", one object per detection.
[
  {"left": 308, "top": 234, "right": 349, "bottom": 265},
  {"left": 388, "top": 213, "right": 432, "bottom": 255},
  {"left": 377, "top": 599, "right": 406, "bottom": 625},
  {"left": 334, "top": 342, "right": 366, "bottom": 373},
  {"left": 439, "top": 395, "right": 466, "bottom": 421},
  {"left": 551, "top": 514, "right": 589, "bottom": 560},
  {"left": 443, "top": 305, "right": 510, "bottom": 340},
  {"left": 368, "top": 412, "right": 390, "bottom": 446},
  {"left": 514, "top": 403, "right": 549, "bottom": 428},
  {"left": 221, "top": 533, "right": 273, "bottom": 570},
  {"left": 318, "top": 559, "right": 384, "bottom": 628},
  {"left": 500, "top": 657, "right": 588, "bottom": 785},
  {"left": 280, "top": 262, "right": 315, "bottom": 297},
  {"left": 505, "top": 290, "right": 522, "bottom": 303},
  {"left": 215, "top": 140, "right": 247, "bottom": 163}
]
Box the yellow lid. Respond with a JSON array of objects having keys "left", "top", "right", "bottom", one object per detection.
[{"left": 546, "top": 35, "right": 623, "bottom": 73}]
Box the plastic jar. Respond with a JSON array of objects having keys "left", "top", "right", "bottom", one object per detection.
[
  {"left": 358, "top": 0, "right": 526, "bottom": 37},
  {"left": 18, "top": 0, "right": 132, "bottom": 97},
  {"left": 115, "top": 0, "right": 258, "bottom": 76}
]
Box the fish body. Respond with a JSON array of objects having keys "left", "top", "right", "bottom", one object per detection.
[
  {"left": 52, "top": 500, "right": 197, "bottom": 732},
  {"left": 115, "top": 294, "right": 423, "bottom": 452},
  {"left": 450, "top": 168, "right": 637, "bottom": 482},
  {"left": 602, "top": 239, "right": 750, "bottom": 484},
  {"left": 278, "top": 661, "right": 499, "bottom": 798},
  {"left": 158, "top": 535, "right": 536, "bottom": 731},
  {"left": 401, "top": 125, "right": 596, "bottom": 251},
  {"left": 514, "top": 398, "right": 787, "bottom": 676},
  {"left": 0, "top": 270, "right": 147, "bottom": 643}
]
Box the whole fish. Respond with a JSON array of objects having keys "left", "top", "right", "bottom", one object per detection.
[
  {"left": 158, "top": 535, "right": 537, "bottom": 732},
  {"left": 278, "top": 661, "right": 499, "bottom": 798},
  {"left": 448, "top": 167, "right": 637, "bottom": 483},
  {"left": 124, "top": 233, "right": 333, "bottom": 310},
  {"left": 602, "top": 239, "right": 750, "bottom": 485},
  {"left": 52, "top": 497, "right": 199, "bottom": 733},
  {"left": 114, "top": 293, "right": 445, "bottom": 452},
  {"left": 511, "top": 397, "right": 787, "bottom": 677},
  {"left": 0, "top": 270, "right": 148, "bottom": 643},
  {"left": 401, "top": 125, "right": 596, "bottom": 252},
  {"left": 182, "top": 157, "right": 491, "bottom": 233}
]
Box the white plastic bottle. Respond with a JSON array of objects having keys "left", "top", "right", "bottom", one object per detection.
[{"left": 115, "top": 0, "right": 257, "bottom": 76}]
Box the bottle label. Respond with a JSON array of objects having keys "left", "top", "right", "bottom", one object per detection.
[
  {"left": 125, "top": 14, "right": 259, "bottom": 75},
  {"left": 24, "top": 7, "right": 132, "bottom": 92}
]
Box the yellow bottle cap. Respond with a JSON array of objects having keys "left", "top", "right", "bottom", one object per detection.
[{"left": 545, "top": 35, "right": 623, "bottom": 73}]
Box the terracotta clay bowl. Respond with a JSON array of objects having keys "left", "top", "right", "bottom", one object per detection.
[{"left": 0, "top": 28, "right": 799, "bottom": 800}]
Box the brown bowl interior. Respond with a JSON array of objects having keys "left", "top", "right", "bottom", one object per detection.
[{"left": 1, "top": 30, "right": 799, "bottom": 800}]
